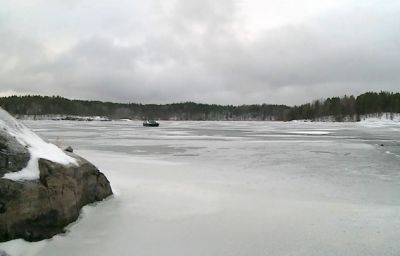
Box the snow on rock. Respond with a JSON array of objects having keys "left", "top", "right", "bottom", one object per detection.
[{"left": 0, "top": 108, "right": 77, "bottom": 181}]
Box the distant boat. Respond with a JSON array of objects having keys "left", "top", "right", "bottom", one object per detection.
[{"left": 143, "top": 120, "right": 159, "bottom": 127}]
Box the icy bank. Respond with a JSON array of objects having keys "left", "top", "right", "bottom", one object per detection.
[
  {"left": 300, "top": 112, "right": 400, "bottom": 123},
  {"left": 16, "top": 114, "right": 112, "bottom": 121},
  {"left": 359, "top": 113, "right": 400, "bottom": 124}
]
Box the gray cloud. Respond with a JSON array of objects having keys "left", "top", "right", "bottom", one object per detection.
[{"left": 0, "top": 0, "right": 399, "bottom": 105}]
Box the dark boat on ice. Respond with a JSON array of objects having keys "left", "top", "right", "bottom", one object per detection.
[{"left": 143, "top": 120, "right": 159, "bottom": 127}]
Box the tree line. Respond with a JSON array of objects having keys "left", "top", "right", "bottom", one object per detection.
[
  {"left": 287, "top": 91, "right": 400, "bottom": 121},
  {"left": 0, "top": 95, "right": 289, "bottom": 121},
  {"left": 0, "top": 91, "right": 399, "bottom": 121}
]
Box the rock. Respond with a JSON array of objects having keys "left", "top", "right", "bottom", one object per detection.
[
  {"left": 65, "top": 146, "right": 73, "bottom": 153},
  {"left": 0, "top": 129, "right": 30, "bottom": 177},
  {"left": 0, "top": 108, "right": 113, "bottom": 242},
  {"left": 0, "top": 153, "right": 112, "bottom": 242}
]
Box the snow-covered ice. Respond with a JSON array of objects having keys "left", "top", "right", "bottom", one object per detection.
[
  {"left": 288, "top": 130, "right": 332, "bottom": 135},
  {"left": 1, "top": 120, "right": 400, "bottom": 255},
  {"left": 0, "top": 108, "right": 77, "bottom": 181}
]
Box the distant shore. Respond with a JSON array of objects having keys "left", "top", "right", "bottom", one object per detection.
[
  {"left": 15, "top": 112, "right": 400, "bottom": 123},
  {"left": 1, "top": 91, "right": 400, "bottom": 121}
]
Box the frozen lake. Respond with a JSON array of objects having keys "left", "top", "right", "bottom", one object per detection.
[{"left": 2, "top": 121, "right": 400, "bottom": 255}]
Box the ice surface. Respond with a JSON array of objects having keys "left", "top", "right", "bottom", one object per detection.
[
  {"left": 0, "top": 108, "right": 77, "bottom": 180},
  {"left": 1, "top": 120, "right": 400, "bottom": 255},
  {"left": 288, "top": 130, "right": 332, "bottom": 135}
]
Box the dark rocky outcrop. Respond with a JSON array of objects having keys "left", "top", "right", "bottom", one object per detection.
[
  {"left": 0, "top": 153, "right": 113, "bottom": 242},
  {"left": 0, "top": 129, "right": 30, "bottom": 177}
]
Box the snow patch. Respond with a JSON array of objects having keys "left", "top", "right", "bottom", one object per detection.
[
  {"left": 0, "top": 239, "right": 46, "bottom": 256},
  {"left": 0, "top": 108, "right": 77, "bottom": 181}
]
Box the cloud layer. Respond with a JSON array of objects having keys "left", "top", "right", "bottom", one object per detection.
[{"left": 1, "top": 0, "right": 399, "bottom": 105}]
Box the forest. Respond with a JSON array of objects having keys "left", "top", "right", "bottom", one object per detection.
[
  {"left": 287, "top": 91, "right": 400, "bottom": 121},
  {"left": 0, "top": 95, "right": 289, "bottom": 121},
  {"left": 0, "top": 91, "right": 399, "bottom": 121}
]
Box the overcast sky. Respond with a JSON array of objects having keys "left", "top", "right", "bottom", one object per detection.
[{"left": 0, "top": 0, "right": 399, "bottom": 105}]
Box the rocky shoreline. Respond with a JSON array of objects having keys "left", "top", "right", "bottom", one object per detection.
[{"left": 0, "top": 108, "right": 113, "bottom": 242}]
